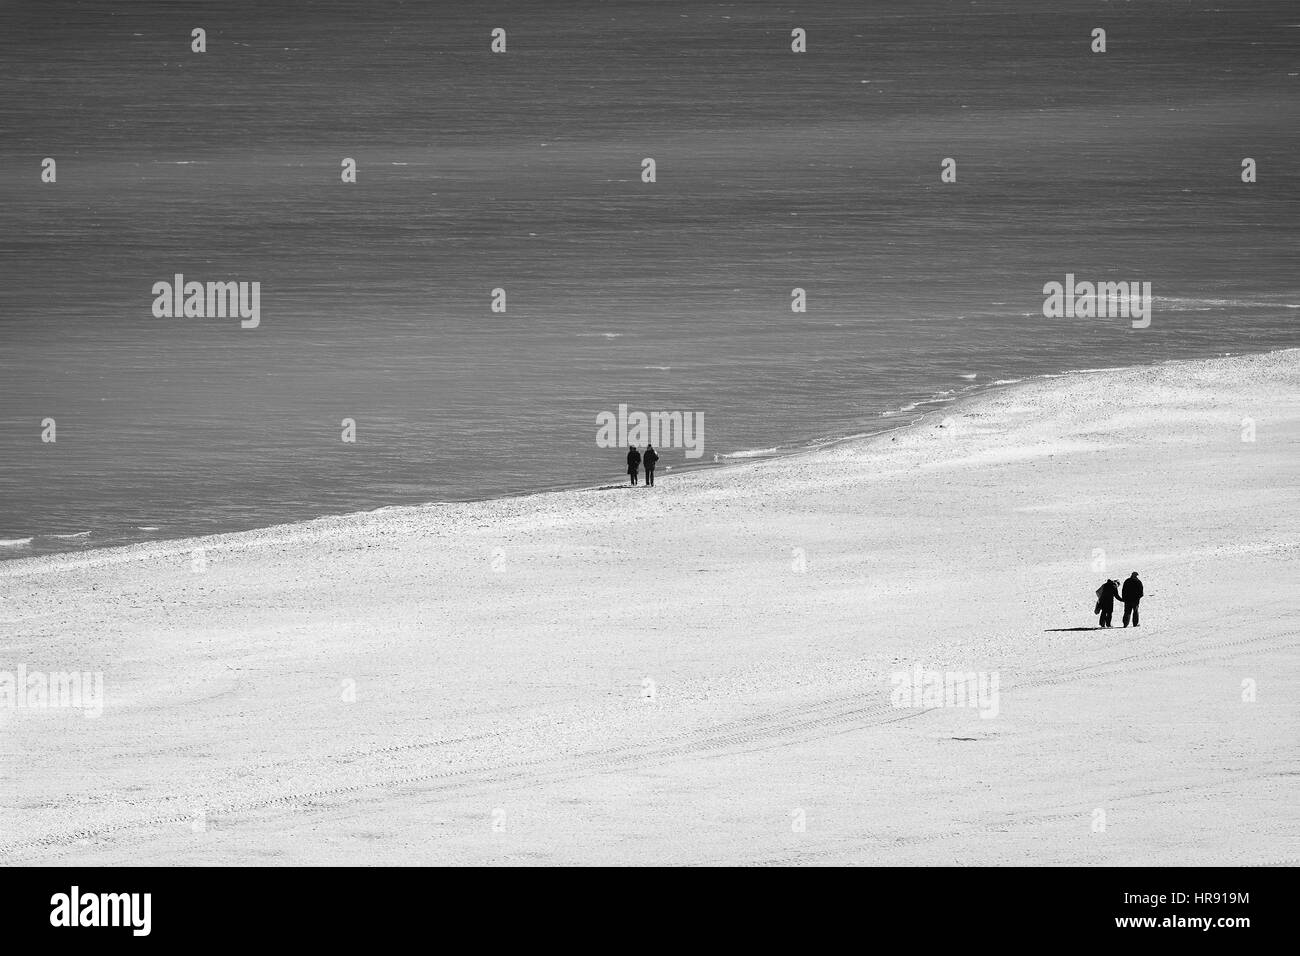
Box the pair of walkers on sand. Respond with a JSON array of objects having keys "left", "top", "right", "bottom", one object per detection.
[
  {"left": 626, "top": 444, "right": 660, "bottom": 487},
  {"left": 1094, "top": 572, "right": 1144, "bottom": 628}
]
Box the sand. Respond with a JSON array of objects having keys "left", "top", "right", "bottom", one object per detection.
[{"left": 1, "top": 349, "right": 1297, "bottom": 866}]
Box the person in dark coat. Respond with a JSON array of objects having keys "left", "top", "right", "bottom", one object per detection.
[
  {"left": 626, "top": 446, "right": 641, "bottom": 486},
  {"left": 1095, "top": 579, "right": 1121, "bottom": 627},
  {"left": 642, "top": 444, "right": 659, "bottom": 486},
  {"left": 1121, "top": 572, "right": 1144, "bottom": 627}
]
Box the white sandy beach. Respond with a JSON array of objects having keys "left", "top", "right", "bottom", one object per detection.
[{"left": 1, "top": 349, "right": 1297, "bottom": 866}]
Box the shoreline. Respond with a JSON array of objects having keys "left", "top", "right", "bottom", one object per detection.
[{"left": 2, "top": 346, "right": 1292, "bottom": 575}]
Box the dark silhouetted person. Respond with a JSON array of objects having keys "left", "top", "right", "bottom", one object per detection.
[
  {"left": 642, "top": 443, "right": 659, "bottom": 486},
  {"left": 1095, "top": 579, "right": 1121, "bottom": 628},
  {"left": 1121, "top": 572, "right": 1143, "bottom": 627},
  {"left": 626, "top": 446, "right": 641, "bottom": 486}
]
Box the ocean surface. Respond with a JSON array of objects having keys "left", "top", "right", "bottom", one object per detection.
[{"left": 1, "top": 0, "right": 1297, "bottom": 559}]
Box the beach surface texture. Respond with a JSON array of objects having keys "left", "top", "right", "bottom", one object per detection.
[{"left": 2, "top": 349, "right": 1297, "bottom": 865}]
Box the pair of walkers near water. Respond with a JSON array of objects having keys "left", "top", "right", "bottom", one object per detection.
[
  {"left": 626, "top": 444, "right": 659, "bottom": 487},
  {"left": 1094, "top": 572, "right": 1144, "bottom": 628}
]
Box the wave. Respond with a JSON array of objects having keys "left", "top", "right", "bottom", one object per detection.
[
  {"left": 880, "top": 393, "right": 961, "bottom": 417},
  {"left": 811, "top": 432, "right": 872, "bottom": 446},
  {"left": 48, "top": 531, "right": 92, "bottom": 539},
  {"left": 0, "top": 538, "right": 33, "bottom": 547},
  {"left": 1155, "top": 296, "right": 1298, "bottom": 311},
  {"left": 718, "top": 447, "right": 779, "bottom": 459}
]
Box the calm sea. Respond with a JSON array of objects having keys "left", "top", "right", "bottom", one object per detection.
[{"left": 1, "top": 0, "right": 1297, "bottom": 558}]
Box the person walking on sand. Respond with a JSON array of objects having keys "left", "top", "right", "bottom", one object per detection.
[
  {"left": 642, "top": 443, "right": 659, "bottom": 487},
  {"left": 1121, "top": 571, "right": 1144, "bottom": 627},
  {"left": 1095, "top": 578, "right": 1121, "bottom": 628},
  {"left": 626, "top": 445, "right": 642, "bottom": 486}
]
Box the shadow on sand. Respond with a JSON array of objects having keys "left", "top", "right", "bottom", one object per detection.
[{"left": 1044, "top": 627, "right": 1105, "bottom": 632}]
